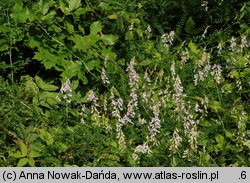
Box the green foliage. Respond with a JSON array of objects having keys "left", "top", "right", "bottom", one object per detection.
[{"left": 0, "top": 0, "right": 249, "bottom": 167}]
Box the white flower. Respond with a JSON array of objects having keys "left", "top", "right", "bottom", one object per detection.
[
  {"left": 60, "top": 79, "right": 72, "bottom": 103},
  {"left": 211, "top": 64, "right": 222, "bottom": 84},
  {"left": 169, "top": 128, "right": 182, "bottom": 152},
  {"left": 101, "top": 68, "right": 110, "bottom": 84},
  {"left": 241, "top": 35, "right": 249, "bottom": 50},
  {"left": 87, "top": 90, "right": 98, "bottom": 102},
  {"left": 229, "top": 36, "right": 237, "bottom": 51},
  {"left": 201, "top": 1, "right": 208, "bottom": 11},
  {"left": 148, "top": 103, "right": 161, "bottom": 145},
  {"left": 147, "top": 25, "right": 152, "bottom": 34},
  {"left": 171, "top": 61, "right": 176, "bottom": 78},
  {"left": 161, "top": 31, "right": 175, "bottom": 48},
  {"left": 127, "top": 57, "right": 139, "bottom": 88}
]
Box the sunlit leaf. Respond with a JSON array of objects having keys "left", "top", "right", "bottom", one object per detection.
[
  {"left": 35, "top": 76, "right": 58, "bottom": 91},
  {"left": 68, "top": 0, "right": 81, "bottom": 12},
  {"left": 101, "top": 35, "right": 118, "bottom": 45},
  {"left": 90, "top": 21, "right": 103, "bottom": 34},
  {"left": 17, "top": 158, "right": 29, "bottom": 167}
]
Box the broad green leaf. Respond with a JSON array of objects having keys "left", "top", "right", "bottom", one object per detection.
[
  {"left": 29, "top": 150, "right": 41, "bottom": 158},
  {"left": 9, "top": 151, "right": 23, "bottom": 158},
  {"left": 59, "top": 1, "right": 70, "bottom": 15},
  {"left": 185, "top": 16, "right": 198, "bottom": 34},
  {"left": 37, "top": 0, "right": 51, "bottom": 15},
  {"left": 108, "top": 14, "right": 118, "bottom": 19},
  {"left": 39, "top": 129, "right": 54, "bottom": 145},
  {"left": 98, "top": 2, "right": 110, "bottom": 10},
  {"left": 86, "top": 60, "right": 100, "bottom": 71},
  {"left": 75, "top": 7, "right": 92, "bottom": 16},
  {"left": 28, "top": 158, "right": 35, "bottom": 167},
  {"left": 110, "top": 141, "right": 117, "bottom": 148},
  {"left": 101, "top": 35, "right": 118, "bottom": 45},
  {"left": 34, "top": 47, "right": 58, "bottom": 69},
  {"left": 188, "top": 41, "right": 199, "bottom": 54},
  {"left": 17, "top": 158, "right": 29, "bottom": 167},
  {"left": 229, "top": 70, "right": 239, "bottom": 79},
  {"left": 68, "top": 0, "right": 81, "bottom": 12},
  {"left": 66, "top": 22, "right": 74, "bottom": 33},
  {"left": 71, "top": 79, "right": 79, "bottom": 90},
  {"left": 90, "top": 21, "right": 103, "bottom": 34},
  {"left": 19, "top": 141, "right": 27, "bottom": 156},
  {"left": 35, "top": 76, "right": 58, "bottom": 91},
  {"left": 38, "top": 91, "right": 59, "bottom": 108}
]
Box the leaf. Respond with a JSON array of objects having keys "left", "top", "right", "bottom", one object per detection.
[
  {"left": 68, "top": 0, "right": 81, "bottom": 12},
  {"left": 86, "top": 60, "right": 100, "bottom": 71},
  {"left": 90, "top": 21, "right": 103, "bottom": 34},
  {"left": 39, "top": 129, "right": 54, "bottom": 145},
  {"left": 101, "top": 35, "right": 118, "bottom": 45},
  {"left": 38, "top": 92, "right": 59, "bottom": 108},
  {"left": 9, "top": 151, "right": 23, "bottom": 158},
  {"left": 19, "top": 141, "right": 28, "bottom": 156},
  {"left": 28, "top": 158, "right": 35, "bottom": 167},
  {"left": 66, "top": 22, "right": 74, "bottom": 33},
  {"left": 185, "top": 16, "right": 199, "bottom": 34},
  {"left": 35, "top": 76, "right": 59, "bottom": 91},
  {"left": 110, "top": 141, "right": 117, "bottom": 148},
  {"left": 188, "top": 41, "right": 199, "bottom": 54},
  {"left": 108, "top": 14, "right": 118, "bottom": 19},
  {"left": 98, "top": 2, "right": 111, "bottom": 10},
  {"left": 17, "top": 158, "right": 29, "bottom": 167},
  {"left": 72, "top": 34, "right": 99, "bottom": 51},
  {"left": 29, "top": 150, "right": 41, "bottom": 158},
  {"left": 33, "top": 47, "right": 58, "bottom": 69},
  {"left": 28, "top": 133, "right": 39, "bottom": 143}
]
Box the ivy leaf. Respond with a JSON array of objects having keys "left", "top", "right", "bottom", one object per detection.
[
  {"left": 17, "top": 158, "right": 29, "bottom": 167},
  {"left": 101, "top": 34, "right": 118, "bottom": 45},
  {"left": 68, "top": 0, "right": 81, "bottom": 12},
  {"left": 90, "top": 21, "right": 103, "bottom": 34}
]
